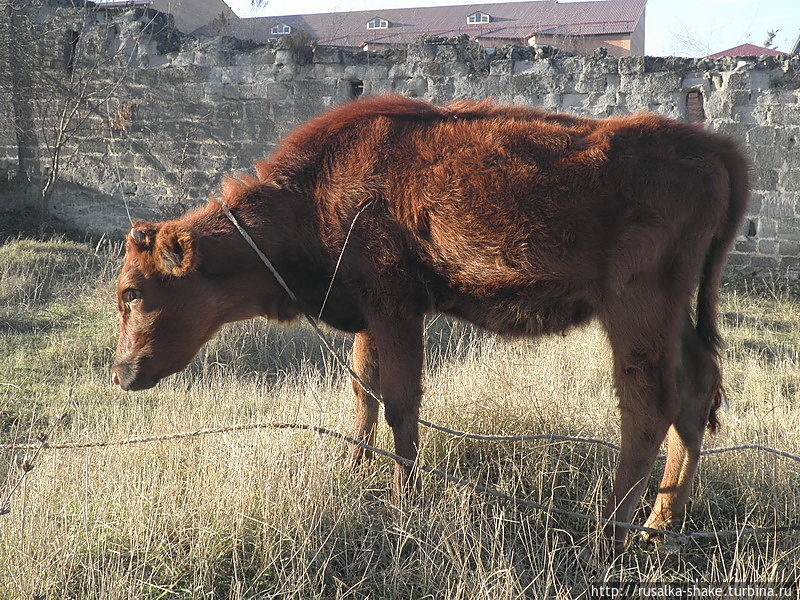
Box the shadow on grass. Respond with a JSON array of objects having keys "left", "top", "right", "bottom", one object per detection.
[
  {"left": 0, "top": 309, "right": 68, "bottom": 335},
  {"left": 738, "top": 339, "right": 799, "bottom": 362},
  {"left": 722, "top": 311, "right": 797, "bottom": 334},
  {"left": 183, "top": 314, "right": 491, "bottom": 387}
]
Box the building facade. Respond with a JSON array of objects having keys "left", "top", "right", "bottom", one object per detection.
[{"left": 196, "top": 0, "right": 648, "bottom": 57}]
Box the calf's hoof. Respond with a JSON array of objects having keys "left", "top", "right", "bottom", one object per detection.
[
  {"left": 640, "top": 512, "right": 677, "bottom": 543},
  {"left": 392, "top": 464, "right": 422, "bottom": 502},
  {"left": 640, "top": 516, "right": 684, "bottom": 555}
]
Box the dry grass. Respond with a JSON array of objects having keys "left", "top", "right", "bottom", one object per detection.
[{"left": 0, "top": 237, "right": 798, "bottom": 599}]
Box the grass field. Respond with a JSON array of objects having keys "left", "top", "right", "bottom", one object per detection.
[{"left": 0, "top": 236, "right": 798, "bottom": 599}]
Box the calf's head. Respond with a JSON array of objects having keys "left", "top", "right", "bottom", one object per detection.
[
  {"left": 113, "top": 221, "right": 276, "bottom": 391},
  {"left": 112, "top": 222, "right": 219, "bottom": 390}
]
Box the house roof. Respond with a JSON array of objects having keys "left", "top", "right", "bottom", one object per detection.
[
  {"left": 199, "top": 0, "right": 647, "bottom": 47},
  {"left": 708, "top": 43, "right": 788, "bottom": 59}
]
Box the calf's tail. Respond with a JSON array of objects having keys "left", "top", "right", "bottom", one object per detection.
[{"left": 696, "top": 139, "right": 750, "bottom": 432}]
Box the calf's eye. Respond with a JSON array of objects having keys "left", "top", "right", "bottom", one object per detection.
[{"left": 123, "top": 289, "right": 142, "bottom": 304}]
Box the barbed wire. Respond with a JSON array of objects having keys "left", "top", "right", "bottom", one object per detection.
[
  {"left": 2, "top": 419, "right": 799, "bottom": 544},
  {"left": 0, "top": 412, "right": 67, "bottom": 516},
  {"left": 2, "top": 420, "right": 798, "bottom": 461}
]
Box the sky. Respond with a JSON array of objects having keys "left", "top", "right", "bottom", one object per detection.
[{"left": 222, "top": 0, "right": 799, "bottom": 57}]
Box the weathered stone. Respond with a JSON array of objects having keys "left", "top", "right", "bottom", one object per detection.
[
  {"left": 758, "top": 219, "right": 778, "bottom": 238},
  {"left": 753, "top": 168, "right": 778, "bottom": 191},
  {"left": 779, "top": 257, "right": 800, "bottom": 275},
  {"left": 312, "top": 47, "right": 342, "bottom": 65},
  {"left": 735, "top": 239, "right": 757, "bottom": 253},
  {"left": 777, "top": 218, "right": 800, "bottom": 240},
  {"left": 749, "top": 255, "right": 780, "bottom": 270},
  {"left": 746, "top": 126, "right": 776, "bottom": 146},
  {"left": 757, "top": 239, "right": 778, "bottom": 254},
  {"left": 779, "top": 171, "right": 800, "bottom": 191},
  {"left": 779, "top": 240, "right": 800, "bottom": 256},
  {"left": 726, "top": 253, "right": 752, "bottom": 267}
]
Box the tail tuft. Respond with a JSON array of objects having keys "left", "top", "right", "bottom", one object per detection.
[{"left": 707, "top": 384, "right": 725, "bottom": 433}]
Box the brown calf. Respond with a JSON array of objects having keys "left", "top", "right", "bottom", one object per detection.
[{"left": 112, "top": 95, "right": 749, "bottom": 548}]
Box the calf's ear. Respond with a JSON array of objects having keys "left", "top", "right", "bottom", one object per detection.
[
  {"left": 129, "top": 223, "right": 157, "bottom": 250},
  {"left": 154, "top": 223, "right": 199, "bottom": 276}
]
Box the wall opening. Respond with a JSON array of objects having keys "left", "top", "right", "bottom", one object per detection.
[
  {"left": 65, "top": 29, "right": 80, "bottom": 74},
  {"left": 349, "top": 80, "right": 364, "bottom": 99},
  {"left": 686, "top": 90, "right": 705, "bottom": 124}
]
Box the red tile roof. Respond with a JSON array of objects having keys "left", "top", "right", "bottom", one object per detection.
[
  {"left": 708, "top": 43, "right": 787, "bottom": 59},
  {"left": 201, "top": 0, "right": 646, "bottom": 47}
]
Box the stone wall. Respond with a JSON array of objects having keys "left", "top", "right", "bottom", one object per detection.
[{"left": 2, "top": 6, "right": 799, "bottom": 276}]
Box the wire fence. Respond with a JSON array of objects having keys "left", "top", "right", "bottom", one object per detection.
[{"left": 2, "top": 417, "right": 799, "bottom": 545}]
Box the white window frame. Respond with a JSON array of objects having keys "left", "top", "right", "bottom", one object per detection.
[
  {"left": 467, "top": 12, "right": 490, "bottom": 24},
  {"left": 271, "top": 23, "right": 292, "bottom": 35},
  {"left": 367, "top": 18, "right": 388, "bottom": 29}
]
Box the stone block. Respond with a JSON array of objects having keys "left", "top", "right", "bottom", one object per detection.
[
  {"left": 312, "top": 47, "right": 342, "bottom": 64},
  {"left": 574, "top": 71, "right": 607, "bottom": 93},
  {"left": 779, "top": 240, "right": 800, "bottom": 256},
  {"left": 405, "top": 76, "right": 428, "bottom": 97},
  {"left": 561, "top": 93, "right": 587, "bottom": 108},
  {"left": 489, "top": 60, "right": 513, "bottom": 76},
  {"left": 749, "top": 255, "right": 780, "bottom": 270},
  {"left": 757, "top": 239, "right": 778, "bottom": 254},
  {"left": 754, "top": 146, "right": 789, "bottom": 168},
  {"left": 746, "top": 126, "right": 776, "bottom": 146},
  {"left": 248, "top": 49, "right": 276, "bottom": 66},
  {"left": 780, "top": 171, "right": 800, "bottom": 191},
  {"left": 726, "top": 253, "right": 751, "bottom": 267},
  {"left": 243, "top": 99, "right": 272, "bottom": 120},
  {"left": 262, "top": 82, "right": 292, "bottom": 106},
  {"left": 753, "top": 168, "right": 778, "bottom": 191},
  {"left": 388, "top": 63, "right": 412, "bottom": 79},
  {"left": 713, "top": 121, "right": 750, "bottom": 140},
  {"left": 758, "top": 218, "right": 778, "bottom": 237},
  {"left": 776, "top": 218, "right": 800, "bottom": 240},
  {"left": 215, "top": 102, "right": 245, "bottom": 122},
  {"left": 406, "top": 44, "right": 438, "bottom": 64},
  {"left": 618, "top": 56, "right": 645, "bottom": 74},
  {"left": 760, "top": 200, "right": 796, "bottom": 219},
  {"left": 605, "top": 73, "right": 621, "bottom": 90},
  {"left": 779, "top": 256, "right": 800, "bottom": 272},
  {"left": 747, "top": 69, "right": 772, "bottom": 90}
]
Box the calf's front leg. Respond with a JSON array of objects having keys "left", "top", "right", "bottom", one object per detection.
[
  {"left": 369, "top": 313, "right": 425, "bottom": 495},
  {"left": 349, "top": 330, "right": 381, "bottom": 467}
]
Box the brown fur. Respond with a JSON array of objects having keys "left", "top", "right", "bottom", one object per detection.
[{"left": 113, "top": 95, "right": 749, "bottom": 549}]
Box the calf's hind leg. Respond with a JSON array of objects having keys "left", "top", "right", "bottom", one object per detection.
[
  {"left": 600, "top": 283, "right": 683, "bottom": 550},
  {"left": 642, "top": 316, "right": 722, "bottom": 538},
  {"left": 349, "top": 330, "right": 381, "bottom": 467}
]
